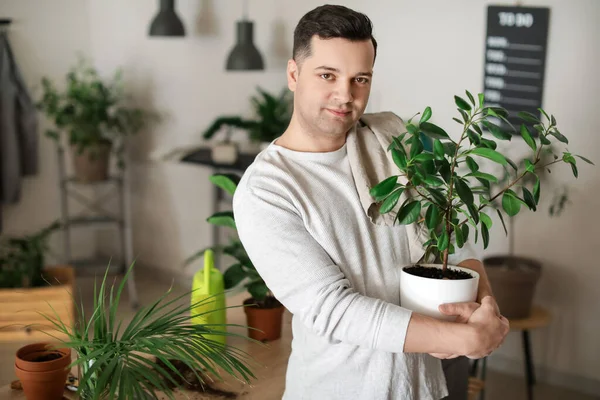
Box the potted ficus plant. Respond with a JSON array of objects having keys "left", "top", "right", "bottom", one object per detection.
[
  {"left": 37, "top": 56, "right": 153, "bottom": 182},
  {"left": 185, "top": 173, "right": 285, "bottom": 342},
  {"left": 369, "top": 90, "right": 592, "bottom": 320},
  {"left": 10, "top": 262, "right": 256, "bottom": 400}
]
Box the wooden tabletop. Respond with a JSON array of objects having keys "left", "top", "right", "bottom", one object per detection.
[
  {"left": 0, "top": 293, "right": 292, "bottom": 400},
  {"left": 508, "top": 306, "right": 552, "bottom": 331}
]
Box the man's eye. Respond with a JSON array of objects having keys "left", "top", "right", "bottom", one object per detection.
[
  {"left": 320, "top": 73, "right": 333, "bottom": 80},
  {"left": 355, "top": 77, "right": 370, "bottom": 84}
]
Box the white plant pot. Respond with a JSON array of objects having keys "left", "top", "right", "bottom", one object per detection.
[
  {"left": 211, "top": 143, "right": 238, "bottom": 164},
  {"left": 400, "top": 264, "right": 479, "bottom": 321}
]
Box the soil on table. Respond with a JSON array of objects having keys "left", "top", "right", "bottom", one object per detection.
[
  {"left": 404, "top": 265, "right": 473, "bottom": 280},
  {"left": 155, "top": 358, "right": 240, "bottom": 399}
]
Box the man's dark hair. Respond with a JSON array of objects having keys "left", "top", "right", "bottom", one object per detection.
[{"left": 293, "top": 5, "right": 377, "bottom": 64}]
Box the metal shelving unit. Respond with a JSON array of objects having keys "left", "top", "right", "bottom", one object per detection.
[{"left": 56, "top": 143, "right": 139, "bottom": 309}]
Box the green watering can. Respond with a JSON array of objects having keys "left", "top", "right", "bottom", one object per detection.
[{"left": 190, "top": 249, "right": 227, "bottom": 345}]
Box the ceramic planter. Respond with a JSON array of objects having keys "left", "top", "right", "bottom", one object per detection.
[
  {"left": 15, "top": 343, "right": 71, "bottom": 400},
  {"left": 243, "top": 298, "right": 284, "bottom": 341},
  {"left": 400, "top": 264, "right": 479, "bottom": 321},
  {"left": 71, "top": 141, "right": 112, "bottom": 182}
]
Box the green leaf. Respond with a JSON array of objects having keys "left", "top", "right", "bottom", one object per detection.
[
  {"left": 406, "top": 124, "right": 419, "bottom": 135},
  {"left": 533, "top": 177, "right": 541, "bottom": 204},
  {"left": 438, "top": 230, "right": 449, "bottom": 251},
  {"left": 466, "top": 90, "right": 476, "bottom": 106},
  {"left": 455, "top": 178, "right": 474, "bottom": 206},
  {"left": 506, "top": 156, "right": 518, "bottom": 171},
  {"left": 453, "top": 117, "right": 464, "bottom": 125},
  {"left": 414, "top": 153, "right": 436, "bottom": 162},
  {"left": 369, "top": 176, "right": 398, "bottom": 201},
  {"left": 524, "top": 159, "right": 535, "bottom": 173},
  {"left": 207, "top": 211, "right": 236, "bottom": 229},
  {"left": 467, "top": 129, "right": 481, "bottom": 145},
  {"left": 209, "top": 174, "right": 240, "bottom": 196},
  {"left": 425, "top": 204, "right": 441, "bottom": 230},
  {"left": 551, "top": 114, "right": 557, "bottom": 127},
  {"left": 483, "top": 120, "right": 512, "bottom": 141},
  {"left": 467, "top": 203, "right": 480, "bottom": 225},
  {"left": 570, "top": 163, "right": 579, "bottom": 178},
  {"left": 461, "top": 224, "right": 470, "bottom": 242},
  {"left": 410, "top": 135, "right": 424, "bottom": 159},
  {"left": 481, "top": 222, "right": 490, "bottom": 249},
  {"left": 434, "top": 139, "right": 445, "bottom": 160},
  {"left": 540, "top": 135, "right": 551, "bottom": 145},
  {"left": 443, "top": 142, "right": 458, "bottom": 157},
  {"left": 459, "top": 109, "right": 470, "bottom": 123},
  {"left": 479, "top": 137, "right": 498, "bottom": 150},
  {"left": 223, "top": 264, "right": 247, "bottom": 289},
  {"left": 522, "top": 187, "right": 537, "bottom": 211},
  {"left": 420, "top": 106, "right": 432, "bottom": 124},
  {"left": 247, "top": 281, "right": 269, "bottom": 300},
  {"left": 423, "top": 176, "right": 445, "bottom": 186},
  {"left": 520, "top": 124, "right": 536, "bottom": 151},
  {"left": 466, "top": 156, "right": 479, "bottom": 173},
  {"left": 576, "top": 155, "right": 594, "bottom": 165},
  {"left": 426, "top": 187, "right": 447, "bottom": 206},
  {"left": 395, "top": 201, "right": 422, "bottom": 225},
  {"left": 518, "top": 111, "right": 540, "bottom": 123},
  {"left": 454, "top": 95, "right": 472, "bottom": 111},
  {"left": 502, "top": 191, "right": 521, "bottom": 216},
  {"left": 420, "top": 122, "right": 450, "bottom": 139},
  {"left": 380, "top": 188, "right": 404, "bottom": 214},
  {"left": 472, "top": 123, "right": 483, "bottom": 136},
  {"left": 392, "top": 148, "right": 407, "bottom": 169},
  {"left": 467, "top": 171, "right": 498, "bottom": 183},
  {"left": 497, "top": 209, "right": 508, "bottom": 235},
  {"left": 470, "top": 148, "right": 507, "bottom": 165},
  {"left": 455, "top": 224, "right": 465, "bottom": 248},
  {"left": 480, "top": 212, "right": 493, "bottom": 230},
  {"left": 539, "top": 108, "right": 550, "bottom": 122},
  {"left": 478, "top": 93, "right": 485, "bottom": 107},
  {"left": 549, "top": 129, "right": 569, "bottom": 144}
]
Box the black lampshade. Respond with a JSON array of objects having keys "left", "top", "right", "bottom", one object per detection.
[
  {"left": 226, "top": 21, "right": 264, "bottom": 71},
  {"left": 149, "top": 0, "right": 185, "bottom": 37}
]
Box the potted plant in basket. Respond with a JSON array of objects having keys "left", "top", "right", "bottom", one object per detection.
[
  {"left": 202, "top": 86, "right": 292, "bottom": 161},
  {"left": 185, "top": 173, "right": 285, "bottom": 342},
  {"left": 0, "top": 220, "right": 74, "bottom": 342},
  {"left": 37, "top": 56, "right": 154, "bottom": 182},
  {"left": 369, "top": 90, "right": 592, "bottom": 319},
  {"left": 10, "top": 262, "right": 257, "bottom": 400}
]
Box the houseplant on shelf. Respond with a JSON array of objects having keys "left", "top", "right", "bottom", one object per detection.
[
  {"left": 185, "top": 173, "right": 285, "bottom": 342},
  {"left": 37, "top": 56, "right": 153, "bottom": 182},
  {"left": 10, "top": 262, "right": 257, "bottom": 400},
  {"left": 369, "top": 90, "right": 592, "bottom": 319},
  {"left": 202, "top": 86, "right": 292, "bottom": 159},
  {"left": 0, "top": 220, "right": 74, "bottom": 342}
]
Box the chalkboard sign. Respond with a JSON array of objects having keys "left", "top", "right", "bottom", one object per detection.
[{"left": 483, "top": 5, "right": 550, "bottom": 133}]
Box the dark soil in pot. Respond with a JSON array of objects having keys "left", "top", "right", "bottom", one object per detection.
[{"left": 404, "top": 265, "right": 474, "bottom": 280}]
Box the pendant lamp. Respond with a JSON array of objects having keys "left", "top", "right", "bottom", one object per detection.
[
  {"left": 226, "top": 0, "right": 264, "bottom": 71},
  {"left": 149, "top": 0, "right": 185, "bottom": 37}
]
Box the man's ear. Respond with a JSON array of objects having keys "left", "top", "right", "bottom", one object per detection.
[{"left": 287, "top": 59, "right": 299, "bottom": 92}]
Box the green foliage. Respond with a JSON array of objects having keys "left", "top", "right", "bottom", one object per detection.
[
  {"left": 202, "top": 87, "right": 292, "bottom": 144},
  {"left": 37, "top": 56, "right": 155, "bottom": 168},
  {"left": 35, "top": 263, "right": 256, "bottom": 400},
  {"left": 184, "top": 174, "right": 272, "bottom": 303},
  {"left": 0, "top": 221, "right": 61, "bottom": 288},
  {"left": 371, "top": 90, "right": 593, "bottom": 270}
]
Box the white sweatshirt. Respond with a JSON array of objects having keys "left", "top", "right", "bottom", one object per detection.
[{"left": 232, "top": 139, "right": 478, "bottom": 400}]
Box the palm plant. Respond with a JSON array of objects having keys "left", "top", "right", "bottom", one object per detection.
[{"left": 38, "top": 262, "right": 257, "bottom": 400}]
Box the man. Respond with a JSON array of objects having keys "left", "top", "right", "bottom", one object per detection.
[{"left": 233, "top": 5, "right": 509, "bottom": 399}]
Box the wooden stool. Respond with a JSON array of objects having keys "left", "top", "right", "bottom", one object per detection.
[{"left": 470, "top": 306, "right": 551, "bottom": 400}]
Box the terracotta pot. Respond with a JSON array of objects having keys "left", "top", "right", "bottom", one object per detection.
[
  {"left": 16, "top": 343, "right": 71, "bottom": 372},
  {"left": 484, "top": 255, "right": 542, "bottom": 319},
  {"left": 71, "top": 141, "right": 112, "bottom": 182},
  {"left": 15, "top": 343, "right": 71, "bottom": 400},
  {"left": 243, "top": 298, "right": 284, "bottom": 342}
]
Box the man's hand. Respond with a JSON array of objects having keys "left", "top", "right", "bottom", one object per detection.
[
  {"left": 429, "top": 301, "right": 481, "bottom": 359},
  {"left": 464, "top": 296, "right": 510, "bottom": 359}
]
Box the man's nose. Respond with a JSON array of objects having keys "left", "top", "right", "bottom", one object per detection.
[{"left": 333, "top": 81, "right": 354, "bottom": 104}]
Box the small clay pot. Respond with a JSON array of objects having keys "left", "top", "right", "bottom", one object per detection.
[
  {"left": 243, "top": 298, "right": 285, "bottom": 342},
  {"left": 15, "top": 343, "right": 71, "bottom": 400},
  {"left": 16, "top": 343, "right": 71, "bottom": 373}
]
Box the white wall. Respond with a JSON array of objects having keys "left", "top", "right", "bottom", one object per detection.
[
  {"left": 2, "top": 0, "right": 96, "bottom": 262},
  {"left": 4, "top": 0, "right": 599, "bottom": 393}
]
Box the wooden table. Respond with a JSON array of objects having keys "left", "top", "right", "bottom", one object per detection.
[{"left": 0, "top": 293, "right": 293, "bottom": 399}]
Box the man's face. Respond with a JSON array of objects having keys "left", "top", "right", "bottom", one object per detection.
[{"left": 287, "top": 36, "right": 374, "bottom": 140}]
